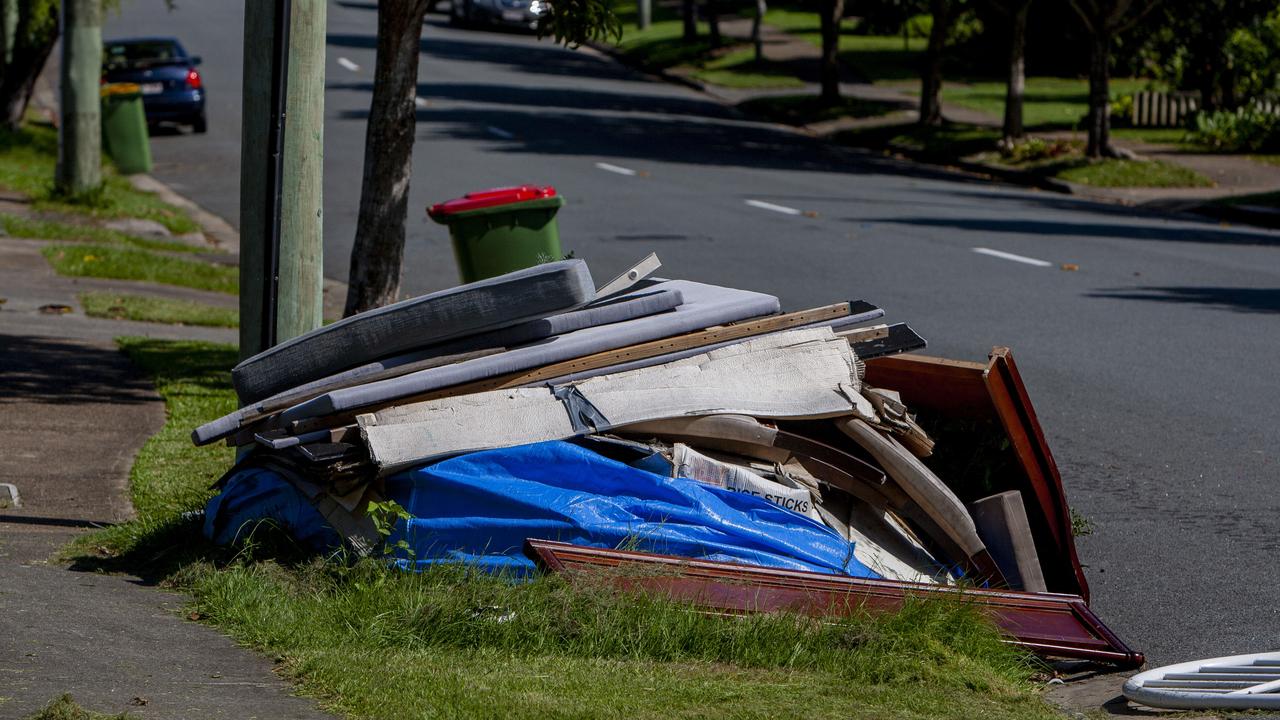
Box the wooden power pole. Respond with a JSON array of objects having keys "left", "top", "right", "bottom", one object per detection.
[
  {"left": 56, "top": 0, "right": 101, "bottom": 196},
  {"left": 239, "top": 0, "right": 326, "bottom": 359}
]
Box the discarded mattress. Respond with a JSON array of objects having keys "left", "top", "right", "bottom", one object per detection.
[
  {"left": 204, "top": 440, "right": 878, "bottom": 578},
  {"left": 277, "top": 280, "right": 782, "bottom": 423},
  {"left": 249, "top": 288, "right": 684, "bottom": 414},
  {"left": 232, "top": 259, "right": 596, "bottom": 404}
]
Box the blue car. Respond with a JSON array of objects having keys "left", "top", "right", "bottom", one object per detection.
[{"left": 102, "top": 37, "right": 206, "bottom": 134}]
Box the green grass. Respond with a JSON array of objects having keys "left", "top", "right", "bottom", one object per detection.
[
  {"left": 0, "top": 214, "right": 205, "bottom": 254},
  {"left": 79, "top": 292, "right": 238, "bottom": 328},
  {"left": 1249, "top": 154, "right": 1280, "bottom": 167},
  {"left": 71, "top": 339, "right": 1060, "bottom": 720},
  {"left": 1110, "top": 127, "right": 1196, "bottom": 145},
  {"left": 691, "top": 48, "right": 807, "bottom": 89},
  {"left": 738, "top": 94, "right": 901, "bottom": 125},
  {"left": 941, "top": 78, "right": 1156, "bottom": 129},
  {"left": 24, "top": 695, "right": 131, "bottom": 720},
  {"left": 1050, "top": 158, "right": 1213, "bottom": 188},
  {"left": 0, "top": 123, "right": 197, "bottom": 235},
  {"left": 41, "top": 245, "right": 238, "bottom": 294}
]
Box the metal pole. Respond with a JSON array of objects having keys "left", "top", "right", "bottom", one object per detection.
[{"left": 638, "top": 0, "right": 651, "bottom": 30}]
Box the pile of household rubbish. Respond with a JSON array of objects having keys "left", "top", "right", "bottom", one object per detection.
[{"left": 196, "top": 255, "right": 1144, "bottom": 668}]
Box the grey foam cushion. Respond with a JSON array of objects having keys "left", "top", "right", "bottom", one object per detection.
[
  {"left": 232, "top": 260, "right": 594, "bottom": 404},
  {"left": 249, "top": 288, "right": 684, "bottom": 408},
  {"left": 278, "top": 280, "right": 780, "bottom": 422}
]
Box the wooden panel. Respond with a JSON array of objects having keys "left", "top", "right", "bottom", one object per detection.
[
  {"left": 861, "top": 350, "right": 1089, "bottom": 601},
  {"left": 526, "top": 539, "right": 1142, "bottom": 668}
]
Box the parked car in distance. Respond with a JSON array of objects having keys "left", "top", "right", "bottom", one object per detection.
[
  {"left": 102, "top": 37, "right": 206, "bottom": 134},
  {"left": 449, "top": 0, "right": 547, "bottom": 31}
]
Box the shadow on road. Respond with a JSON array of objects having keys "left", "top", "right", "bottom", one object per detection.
[
  {"left": 1086, "top": 286, "right": 1280, "bottom": 313},
  {"left": 860, "top": 216, "right": 1280, "bottom": 247}
]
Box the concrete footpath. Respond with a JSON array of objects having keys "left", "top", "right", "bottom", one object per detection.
[{"left": 0, "top": 231, "right": 332, "bottom": 717}]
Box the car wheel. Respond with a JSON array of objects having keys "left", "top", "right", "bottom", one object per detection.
[{"left": 192, "top": 114, "right": 208, "bottom": 134}]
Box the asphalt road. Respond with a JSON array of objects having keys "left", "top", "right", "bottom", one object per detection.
[{"left": 106, "top": 0, "right": 1280, "bottom": 666}]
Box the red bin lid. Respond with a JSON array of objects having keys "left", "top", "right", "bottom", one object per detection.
[{"left": 428, "top": 185, "right": 557, "bottom": 217}]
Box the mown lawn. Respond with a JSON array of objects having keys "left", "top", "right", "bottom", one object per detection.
[
  {"left": 41, "top": 244, "right": 238, "bottom": 294},
  {"left": 79, "top": 292, "right": 238, "bottom": 328},
  {"left": 73, "top": 338, "right": 1063, "bottom": 720}
]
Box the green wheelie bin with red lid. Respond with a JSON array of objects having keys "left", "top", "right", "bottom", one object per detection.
[{"left": 428, "top": 185, "right": 566, "bottom": 283}]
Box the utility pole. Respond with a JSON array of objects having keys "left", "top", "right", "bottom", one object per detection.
[
  {"left": 638, "top": 0, "right": 651, "bottom": 30},
  {"left": 56, "top": 0, "right": 101, "bottom": 196},
  {"left": 239, "top": 0, "right": 326, "bottom": 359}
]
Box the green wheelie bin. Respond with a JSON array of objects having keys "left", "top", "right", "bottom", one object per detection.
[
  {"left": 100, "top": 83, "right": 153, "bottom": 175},
  {"left": 428, "top": 185, "right": 566, "bottom": 283}
]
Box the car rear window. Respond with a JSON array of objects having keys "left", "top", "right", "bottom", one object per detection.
[{"left": 104, "top": 41, "right": 183, "bottom": 69}]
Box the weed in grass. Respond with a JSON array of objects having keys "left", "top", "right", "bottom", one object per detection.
[
  {"left": 0, "top": 214, "right": 203, "bottom": 254},
  {"left": 24, "top": 695, "right": 131, "bottom": 720},
  {"left": 78, "top": 292, "right": 238, "bottom": 328},
  {"left": 42, "top": 245, "right": 238, "bottom": 294}
]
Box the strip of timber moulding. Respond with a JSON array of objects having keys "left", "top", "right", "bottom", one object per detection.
[
  {"left": 524, "top": 539, "right": 1144, "bottom": 668},
  {"left": 281, "top": 303, "right": 858, "bottom": 438}
]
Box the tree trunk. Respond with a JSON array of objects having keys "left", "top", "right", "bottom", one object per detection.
[
  {"left": 1084, "top": 29, "right": 1111, "bottom": 158},
  {"left": 751, "top": 0, "right": 766, "bottom": 64},
  {"left": 1, "top": 0, "right": 18, "bottom": 68},
  {"left": 638, "top": 0, "right": 651, "bottom": 30},
  {"left": 56, "top": 0, "right": 102, "bottom": 196},
  {"left": 918, "top": 0, "right": 950, "bottom": 126},
  {"left": 1002, "top": 0, "right": 1030, "bottom": 143},
  {"left": 0, "top": 2, "right": 57, "bottom": 131},
  {"left": 707, "top": 0, "right": 721, "bottom": 47},
  {"left": 344, "top": 1, "right": 431, "bottom": 317},
  {"left": 819, "top": 0, "right": 844, "bottom": 104},
  {"left": 682, "top": 0, "right": 697, "bottom": 40}
]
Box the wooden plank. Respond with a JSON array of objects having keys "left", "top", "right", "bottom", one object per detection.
[{"left": 525, "top": 539, "right": 1144, "bottom": 668}]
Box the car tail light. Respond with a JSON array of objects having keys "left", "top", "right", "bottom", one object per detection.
[{"left": 186, "top": 69, "right": 202, "bottom": 90}]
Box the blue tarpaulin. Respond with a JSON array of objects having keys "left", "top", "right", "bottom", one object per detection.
[{"left": 205, "top": 440, "right": 876, "bottom": 578}]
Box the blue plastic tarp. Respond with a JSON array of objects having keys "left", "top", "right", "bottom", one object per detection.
[{"left": 205, "top": 440, "right": 876, "bottom": 579}]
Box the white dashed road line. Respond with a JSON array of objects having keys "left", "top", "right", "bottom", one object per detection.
[
  {"left": 595, "top": 162, "right": 637, "bottom": 176},
  {"left": 972, "top": 247, "right": 1054, "bottom": 267},
  {"left": 414, "top": 96, "right": 429, "bottom": 109},
  {"left": 745, "top": 199, "right": 802, "bottom": 215},
  {"left": 486, "top": 126, "right": 515, "bottom": 139},
  {"left": 337, "top": 57, "right": 360, "bottom": 72}
]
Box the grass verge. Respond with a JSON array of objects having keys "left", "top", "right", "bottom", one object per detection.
[
  {"left": 0, "top": 123, "right": 198, "bottom": 235},
  {"left": 42, "top": 245, "right": 238, "bottom": 294},
  {"left": 0, "top": 214, "right": 205, "bottom": 254},
  {"left": 75, "top": 339, "right": 1060, "bottom": 720},
  {"left": 79, "top": 292, "right": 238, "bottom": 328},
  {"left": 1048, "top": 158, "right": 1213, "bottom": 188}
]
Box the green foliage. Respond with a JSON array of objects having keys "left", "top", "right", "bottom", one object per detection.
[
  {"left": 539, "top": 0, "right": 622, "bottom": 47},
  {"left": 78, "top": 292, "right": 239, "bottom": 328},
  {"left": 1070, "top": 508, "right": 1094, "bottom": 537},
  {"left": 999, "top": 137, "right": 1073, "bottom": 163},
  {"left": 366, "top": 499, "right": 415, "bottom": 560},
  {"left": 1188, "top": 107, "right": 1280, "bottom": 152},
  {"left": 41, "top": 244, "right": 239, "bottom": 294}
]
